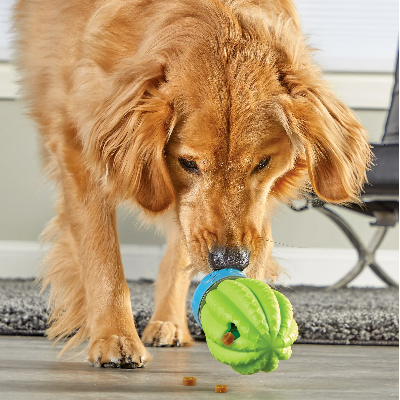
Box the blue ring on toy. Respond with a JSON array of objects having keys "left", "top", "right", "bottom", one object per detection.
[{"left": 192, "top": 268, "right": 247, "bottom": 329}]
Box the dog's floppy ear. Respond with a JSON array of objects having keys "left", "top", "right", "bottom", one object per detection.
[
  {"left": 276, "top": 86, "right": 371, "bottom": 204},
  {"left": 267, "top": 19, "right": 372, "bottom": 204},
  {"left": 73, "top": 59, "right": 175, "bottom": 213}
]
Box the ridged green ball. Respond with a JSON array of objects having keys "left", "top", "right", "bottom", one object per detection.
[{"left": 200, "top": 278, "right": 298, "bottom": 375}]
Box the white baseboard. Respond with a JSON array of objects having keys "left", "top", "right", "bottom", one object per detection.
[
  {"left": 0, "top": 241, "right": 166, "bottom": 281},
  {"left": 272, "top": 247, "right": 399, "bottom": 288},
  {"left": 0, "top": 240, "right": 398, "bottom": 287}
]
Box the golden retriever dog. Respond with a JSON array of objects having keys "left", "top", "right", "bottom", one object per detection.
[{"left": 13, "top": 0, "right": 371, "bottom": 368}]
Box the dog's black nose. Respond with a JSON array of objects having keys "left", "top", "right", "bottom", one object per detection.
[{"left": 208, "top": 246, "right": 250, "bottom": 271}]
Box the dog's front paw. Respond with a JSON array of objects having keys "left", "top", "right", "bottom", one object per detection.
[
  {"left": 87, "top": 335, "right": 152, "bottom": 368},
  {"left": 142, "top": 321, "right": 193, "bottom": 347}
]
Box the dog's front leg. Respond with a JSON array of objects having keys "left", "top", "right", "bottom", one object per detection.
[
  {"left": 45, "top": 153, "right": 151, "bottom": 367},
  {"left": 78, "top": 192, "right": 152, "bottom": 367},
  {"left": 142, "top": 230, "right": 193, "bottom": 347}
]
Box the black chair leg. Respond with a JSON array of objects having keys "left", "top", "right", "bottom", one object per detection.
[{"left": 313, "top": 204, "right": 399, "bottom": 289}]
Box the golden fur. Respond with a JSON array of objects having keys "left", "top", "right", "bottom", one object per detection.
[{"left": 13, "top": 0, "right": 371, "bottom": 366}]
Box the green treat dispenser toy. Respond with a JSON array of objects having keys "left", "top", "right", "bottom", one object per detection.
[{"left": 192, "top": 269, "right": 298, "bottom": 375}]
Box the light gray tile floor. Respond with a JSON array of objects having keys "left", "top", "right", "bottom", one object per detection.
[{"left": 0, "top": 336, "right": 398, "bottom": 400}]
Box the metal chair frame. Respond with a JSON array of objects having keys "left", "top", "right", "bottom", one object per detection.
[
  {"left": 290, "top": 199, "right": 399, "bottom": 289},
  {"left": 290, "top": 51, "right": 399, "bottom": 289}
]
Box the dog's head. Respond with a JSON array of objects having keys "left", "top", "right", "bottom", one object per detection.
[{"left": 73, "top": 4, "right": 371, "bottom": 279}]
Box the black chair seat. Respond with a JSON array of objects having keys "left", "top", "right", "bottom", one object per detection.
[
  {"left": 363, "top": 143, "right": 399, "bottom": 196},
  {"left": 343, "top": 143, "right": 399, "bottom": 218},
  {"left": 346, "top": 201, "right": 398, "bottom": 218}
]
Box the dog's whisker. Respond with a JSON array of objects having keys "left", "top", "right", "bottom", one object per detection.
[{"left": 256, "top": 236, "right": 306, "bottom": 249}]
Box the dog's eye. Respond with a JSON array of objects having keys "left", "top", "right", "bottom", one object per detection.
[
  {"left": 178, "top": 157, "right": 200, "bottom": 174},
  {"left": 252, "top": 156, "right": 271, "bottom": 174}
]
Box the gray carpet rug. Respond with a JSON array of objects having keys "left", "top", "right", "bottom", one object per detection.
[{"left": 0, "top": 279, "right": 398, "bottom": 346}]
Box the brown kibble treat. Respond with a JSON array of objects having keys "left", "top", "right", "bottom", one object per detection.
[
  {"left": 222, "top": 332, "right": 235, "bottom": 346},
  {"left": 215, "top": 385, "right": 228, "bottom": 393},
  {"left": 183, "top": 377, "right": 197, "bottom": 386}
]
